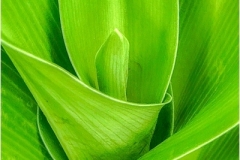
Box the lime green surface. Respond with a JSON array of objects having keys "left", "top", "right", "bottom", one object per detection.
[
  {"left": 1, "top": 48, "right": 51, "bottom": 159},
  {"left": 3, "top": 41, "right": 171, "bottom": 159},
  {"left": 95, "top": 29, "right": 129, "bottom": 100},
  {"left": 59, "top": 0, "right": 178, "bottom": 103},
  {"left": 1, "top": 0, "right": 238, "bottom": 159}
]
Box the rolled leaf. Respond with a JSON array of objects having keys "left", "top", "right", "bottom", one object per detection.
[
  {"left": 95, "top": 29, "right": 129, "bottom": 100},
  {"left": 59, "top": 0, "right": 178, "bottom": 103},
  {"left": 3, "top": 41, "right": 172, "bottom": 159}
]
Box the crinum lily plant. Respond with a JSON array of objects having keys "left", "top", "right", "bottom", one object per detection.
[{"left": 1, "top": 0, "right": 239, "bottom": 159}]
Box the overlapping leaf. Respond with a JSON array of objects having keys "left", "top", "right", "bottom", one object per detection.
[
  {"left": 139, "top": 93, "right": 238, "bottom": 159},
  {"left": 59, "top": 0, "right": 178, "bottom": 103},
  {"left": 95, "top": 29, "right": 129, "bottom": 100},
  {"left": 181, "top": 125, "right": 239, "bottom": 159},
  {"left": 3, "top": 41, "right": 172, "bottom": 159},
  {"left": 172, "top": 0, "right": 239, "bottom": 131},
  {"left": 1, "top": 48, "right": 51, "bottom": 159},
  {"left": 1, "top": 0, "right": 75, "bottom": 73},
  {"left": 140, "top": 0, "right": 239, "bottom": 159},
  {"left": 37, "top": 108, "right": 68, "bottom": 159},
  {"left": 1, "top": 0, "right": 238, "bottom": 159}
]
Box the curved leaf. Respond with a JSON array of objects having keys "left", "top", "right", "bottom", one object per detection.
[
  {"left": 59, "top": 0, "right": 178, "bottom": 103},
  {"left": 139, "top": 99, "right": 238, "bottom": 159},
  {"left": 95, "top": 29, "right": 129, "bottom": 100},
  {"left": 172, "top": 0, "right": 238, "bottom": 131},
  {"left": 181, "top": 125, "right": 239, "bottom": 160},
  {"left": 140, "top": 0, "right": 239, "bottom": 159},
  {"left": 3, "top": 41, "right": 172, "bottom": 159},
  {"left": 1, "top": 48, "right": 51, "bottom": 159},
  {"left": 37, "top": 107, "right": 68, "bottom": 160},
  {"left": 1, "top": 0, "right": 75, "bottom": 73},
  {"left": 150, "top": 83, "right": 174, "bottom": 149}
]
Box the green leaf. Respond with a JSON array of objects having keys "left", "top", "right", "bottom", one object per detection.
[
  {"left": 3, "top": 0, "right": 237, "bottom": 159},
  {"left": 37, "top": 107, "right": 68, "bottom": 160},
  {"left": 1, "top": 48, "right": 51, "bottom": 159},
  {"left": 150, "top": 83, "right": 174, "bottom": 148},
  {"left": 95, "top": 29, "right": 129, "bottom": 100},
  {"left": 172, "top": 0, "right": 239, "bottom": 131},
  {"left": 140, "top": 0, "right": 239, "bottom": 159},
  {"left": 3, "top": 41, "right": 172, "bottom": 159},
  {"left": 124, "top": 1, "right": 178, "bottom": 103},
  {"left": 139, "top": 98, "right": 238, "bottom": 159},
  {"left": 59, "top": 0, "right": 178, "bottom": 103},
  {"left": 1, "top": 1, "right": 75, "bottom": 157},
  {"left": 181, "top": 125, "right": 239, "bottom": 160},
  {"left": 197, "top": 125, "right": 239, "bottom": 159},
  {"left": 2, "top": 0, "right": 75, "bottom": 73}
]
